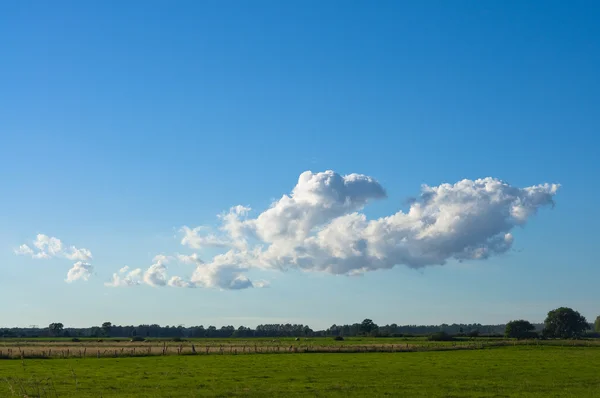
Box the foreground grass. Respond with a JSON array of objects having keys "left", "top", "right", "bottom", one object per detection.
[{"left": 0, "top": 346, "right": 598, "bottom": 397}]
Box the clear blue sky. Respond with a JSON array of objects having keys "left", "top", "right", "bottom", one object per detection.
[{"left": 1, "top": 0, "right": 598, "bottom": 329}]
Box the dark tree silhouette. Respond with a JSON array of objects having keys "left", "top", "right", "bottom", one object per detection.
[
  {"left": 543, "top": 307, "right": 589, "bottom": 339},
  {"left": 505, "top": 320, "right": 536, "bottom": 339},
  {"left": 360, "top": 319, "right": 377, "bottom": 335},
  {"left": 102, "top": 322, "right": 112, "bottom": 337},
  {"left": 48, "top": 322, "right": 64, "bottom": 337}
]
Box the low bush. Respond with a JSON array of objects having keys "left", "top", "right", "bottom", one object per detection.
[
  {"left": 428, "top": 331, "right": 454, "bottom": 342},
  {"left": 333, "top": 336, "right": 344, "bottom": 341},
  {"left": 130, "top": 336, "right": 145, "bottom": 342}
]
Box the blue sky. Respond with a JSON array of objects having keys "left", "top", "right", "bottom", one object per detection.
[{"left": 1, "top": 1, "right": 599, "bottom": 329}]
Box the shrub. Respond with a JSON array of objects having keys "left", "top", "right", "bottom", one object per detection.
[
  {"left": 428, "top": 331, "right": 454, "bottom": 341},
  {"left": 130, "top": 336, "right": 145, "bottom": 342},
  {"left": 71, "top": 338, "right": 81, "bottom": 342},
  {"left": 467, "top": 330, "right": 480, "bottom": 338},
  {"left": 172, "top": 337, "right": 184, "bottom": 342},
  {"left": 333, "top": 336, "right": 344, "bottom": 341}
]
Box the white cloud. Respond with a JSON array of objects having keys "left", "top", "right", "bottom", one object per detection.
[
  {"left": 176, "top": 252, "right": 204, "bottom": 265},
  {"left": 107, "top": 253, "right": 206, "bottom": 288},
  {"left": 180, "top": 226, "right": 231, "bottom": 249},
  {"left": 253, "top": 280, "right": 270, "bottom": 288},
  {"left": 190, "top": 253, "right": 254, "bottom": 290},
  {"left": 250, "top": 171, "right": 386, "bottom": 243},
  {"left": 15, "top": 234, "right": 92, "bottom": 261},
  {"left": 64, "top": 247, "right": 93, "bottom": 261},
  {"left": 65, "top": 262, "right": 93, "bottom": 283},
  {"left": 167, "top": 276, "right": 196, "bottom": 288},
  {"left": 219, "top": 205, "right": 253, "bottom": 249},
  {"left": 32, "top": 252, "right": 51, "bottom": 259},
  {"left": 101, "top": 171, "right": 558, "bottom": 290},
  {"left": 256, "top": 177, "right": 559, "bottom": 274},
  {"left": 15, "top": 244, "right": 34, "bottom": 256},
  {"left": 179, "top": 171, "right": 559, "bottom": 288},
  {"left": 143, "top": 255, "right": 169, "bottom": 287},
  {"left": 16, "top": 234, "right": 94, "bottom": 283},
  {"left": 105, "top": 266, "right": 143, "bottom": 287},
  {"left": 33, "top": 234, "right": 63, "bottom": 256}
]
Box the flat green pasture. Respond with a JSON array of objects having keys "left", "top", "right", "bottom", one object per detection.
[{"left": 0, "top": 346, "right": 599, "bottom": 397}]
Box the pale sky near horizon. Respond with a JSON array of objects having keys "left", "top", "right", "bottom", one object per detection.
[{"left": 1, "top": 1, "right": 599, "bottom": 329}]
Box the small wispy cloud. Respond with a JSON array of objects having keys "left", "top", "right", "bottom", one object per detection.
[
  {"left": 105, "top": 266, "right": 143, "bottom": 287},
  {"left": 16, "top": 234, "right": 94, "bottom": 283}
]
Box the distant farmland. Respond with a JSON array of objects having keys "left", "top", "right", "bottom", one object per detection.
[
  {"left": 0, "top": 345, "right": 599, "bottom": 397},
  {"left": 0, "top": 338, "right": 599, "bottom": 396},
  {"left": 1, "top": 336, "right": 599, "bottom": 359}
]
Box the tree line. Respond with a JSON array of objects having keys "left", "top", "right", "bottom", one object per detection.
[
  {"left": 2, "top": 307, "right": 597, "bottom": 339},
  {"left": 505, "top": 307, "right": 594, "bottom": 339},
  {"left": 1, "top": 322, "right": 507, "bottom": 339}
]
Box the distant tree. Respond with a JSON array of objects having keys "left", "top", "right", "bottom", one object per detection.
[
  {"left": 505, "top": 320, "right": 536, "bottom": 339},
  {"left": 48, "top": 322, "right": 64, "bottom": 337},
  {"left": 360, "top": 319, "right": 377, "bottom": 336},
  {"left": 102, "top": 322, "right": 112, "bottom": 337},
  {"left": 595, "top": 316, "right": 600, "bottom": 333},
  {"left": 467, "top": 330, "right": 480, "bottom": 338},
  {"left": 90, "top": 326, "right": 102, "bottom": 338},
  {"left": 206, "top": 326, "right": 217, "bottom": 338},
  {"left": 543, "top": 307, "right": 590, "bottom": 339}
]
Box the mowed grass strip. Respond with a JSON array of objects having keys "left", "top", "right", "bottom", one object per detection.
[{"left": 0, "top": 346, "right": 598, "bottom": 397}]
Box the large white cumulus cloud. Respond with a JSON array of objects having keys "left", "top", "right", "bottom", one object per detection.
[
  {"left": 103, "top": 170, "right": 558, "bottom": 290},
  {"left": 176, "top": 171, "right": 559, "bottom": 288},
  {"left": 268, "top": 177, "right": 559, "bottom": 274}
]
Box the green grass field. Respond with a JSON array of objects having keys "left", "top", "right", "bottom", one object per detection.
[{"left": 0, "top": 346, "right": 599, "bottom": 397}]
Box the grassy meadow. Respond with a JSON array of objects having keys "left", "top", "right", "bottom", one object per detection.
[{"left": 0, "top": 344, "right": 599, "bottom": 397}]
